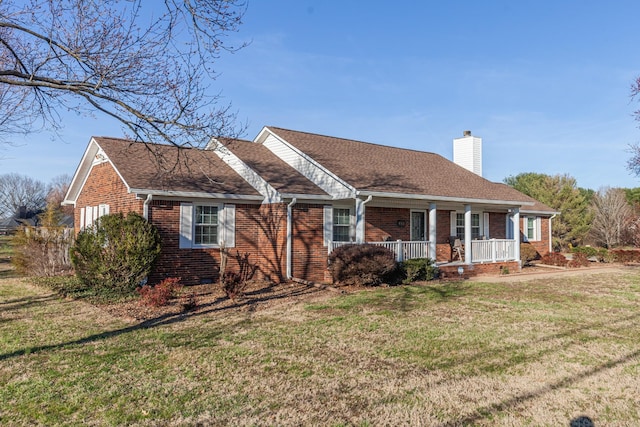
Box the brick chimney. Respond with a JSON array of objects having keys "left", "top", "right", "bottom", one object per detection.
[{"left": 453, "top": 130, "right": 482, "bottom": 176}]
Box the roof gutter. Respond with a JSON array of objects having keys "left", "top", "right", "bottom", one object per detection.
[
  {"left": 286, "top": 198, "right": 297, "bottom": 280},
  {"left": 357, "top": 190, "right": 535, "bottom": 206},
  {"left": 129, "top": 188, "right": 264, "bottom": 201}
]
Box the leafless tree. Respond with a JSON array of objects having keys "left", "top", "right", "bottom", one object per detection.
[
  {"left": 589, "top": 187, "right": 633, "bottom": 248},
  {"left": 0, "top": 0, "right": 247, "bottom": 149},
  {"left": 0, "top": 173, "right": 47, "bottom": 218},
  {"left": 46, "top": 173, "right": 73, "bottom": 215}
]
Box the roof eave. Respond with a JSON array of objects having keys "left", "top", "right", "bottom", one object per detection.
[
  {"left": 357, "top": 190, "right": 536, "bottom": 207},
  {"left": 130, "top": 188, "right": 264, "bottom": 201},
  {"left": 521, "top": 209, "right": 561, "bottom": 215}
]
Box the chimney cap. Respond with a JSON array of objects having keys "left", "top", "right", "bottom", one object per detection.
[{"left": 463, "top": 130, "right": 472, "bottom": 137}]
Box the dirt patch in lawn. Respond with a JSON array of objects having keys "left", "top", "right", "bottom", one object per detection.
[{"left": 98, "top": 279, "right": 353, "bottom": 322}]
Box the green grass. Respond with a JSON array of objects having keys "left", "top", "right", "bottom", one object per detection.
[
  {"left": 0, "top": 235, "right": 18, "bottom": 279},
  {"left": 0, "top": 235, "right": 13, "bottom": 255},
  {"left": 1, "top": 270, "right": 640, "bottom": 425}
]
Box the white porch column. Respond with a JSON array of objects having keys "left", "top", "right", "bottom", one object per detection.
[
  {"left": 464, "top": 204, "right": 472, "bottom": 264},
  {"left": 513, "top": 207, "right": 521, "bottom": 263},
  {"left": 428, "top": 203, "right": 437, "bottom": 260},
  {"left": 354, "top": 196, "right": 372, "bottom": 243}
]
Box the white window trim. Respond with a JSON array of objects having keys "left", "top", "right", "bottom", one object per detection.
[
  {"left": 523, "top": 216, "right": 541, "bottom": 242},
  {"left": 450, "top": 211, "right": 485, "bottom": 239},
  {"left": 180, "top": 202, "right": 235, "bottom": 249},
  {"left": 323, "top": 205, "right": 355, "bottom": 246},
  {"left": 193, "top": 203, "right": 222, "bottom": 248}
]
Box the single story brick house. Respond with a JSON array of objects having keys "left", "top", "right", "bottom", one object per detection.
[{"left": 63, "top": 127, "right": 558, "bottom": 284}]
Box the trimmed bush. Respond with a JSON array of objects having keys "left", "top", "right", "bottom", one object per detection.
[
  {"left": 71, "top": 212, "right": 161, "bottom": 296},
  {"left": 400, "top": 258, "right": 439, "bottom": 284},
  {"left": 520, "top": 243, "right": 538, "bottom": 266},
  {"left": 571, "top": 246, "right": 610, "bottom": 262},
  {"left": 609, "top": 249, "right": 640, "bottom": 264},
  {"left": 328, "top": 244, "right": 397, "bottom": 286},
  {"left": 138, "top": 277, "right": 183, "bottom": 307},
  {"left": 540, "top": 252, "right": 568, "bottom": 267},
  {"left": 567, "top": 252, "right": 590, "bottom": 268},
  {"left": 222, "top": 271, "right": 248, "bottom": 300}
]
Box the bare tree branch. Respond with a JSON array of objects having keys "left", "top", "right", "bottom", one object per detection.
[
  {"left": 589, "top": 187, "right": 633, "bottom": 248},
  {"left": 0, "top": 173, "right": 48, "bottom": 218},
  {"left": 0, "top": 0, "right": 247, "bottom": 148}
]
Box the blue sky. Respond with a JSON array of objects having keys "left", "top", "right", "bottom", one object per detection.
[{"left": 2, "top": 0, "right": 640, "bottom": 190}]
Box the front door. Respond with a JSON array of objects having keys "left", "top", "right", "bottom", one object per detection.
[{"left": 411, "top": 210, "right": 426, "bottom": 241}]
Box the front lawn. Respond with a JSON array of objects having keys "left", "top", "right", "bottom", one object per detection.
[
  {"left": 1, "top": 268, "right": 639, "bottom": 426},
  {"left": 0, "top": 235, "right": 17, "bottom": 279}
]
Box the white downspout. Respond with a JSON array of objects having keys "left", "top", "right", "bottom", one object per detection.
[
  {"left": 286, "top": 198, "right": 297, "bottom": 279},
  {"left": 143, "top": 194, "right": 153, "bottom": 220},
  {"left": 548, "top": 213, "right": 557, "bottom": 253}
]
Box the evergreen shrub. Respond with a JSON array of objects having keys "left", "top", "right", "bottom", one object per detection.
[{"left": 71, "top": 212, "right": 161, "bottom": 296}]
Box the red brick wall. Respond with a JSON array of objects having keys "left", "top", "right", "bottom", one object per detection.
[
  {"left": 257, "top": 203, "right": 287, "bottom": 283},
  {"left": 435, "top": 210, "right": 453, "bottom": 262},
  {"left": 74, "top": 162, "right": 143, "bottom": 232},
  {"left": 365, "top": 207, "right": 410, "bottom": 241},
  {"left": 74, "top": 162, "right": 280, "bottom": 285},
  {"left": 148, "top": 201, "right": 266, "bottom": 285},
  {"left": 521, "top": 217, "right": 551, "bottom": 256},
  {"left": 291, "top": 204, "right": 326, "bottom": 282}
]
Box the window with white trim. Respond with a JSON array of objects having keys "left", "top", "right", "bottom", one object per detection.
[
  {"left": 323, "top": 205, "right": 355, "bottom": 245},
  {"left": 451, "top": 211, "right": 482, "bottom": 240},
  {"left": 524, "top": 216, "right": 541, "bottom": 241},
  {"left": 333, "top": 208, "right": 352, "bottom": 242},
  {"left": 180, "top": 203, "right": 235, "bottom": 249},
  {"left": 194, "top": 205, "right": 218, "bottom": 245}
]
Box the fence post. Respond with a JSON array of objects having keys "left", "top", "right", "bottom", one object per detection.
[
  {"left": 396, "top": 240, "right": 403, "bottom": 262},
  {"left": 491, "top": 240, "right": 496, "bottom": 262}
]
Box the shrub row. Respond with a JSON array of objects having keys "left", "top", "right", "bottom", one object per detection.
[
  {"left": 609, "top": 249, "right": 640, "bottom": 264},
  {"left": 571, "top": 247, "right": 640, "bottom": 264},
  {"left": 540, "top": 252, "right": 569, "bottom": 267}
]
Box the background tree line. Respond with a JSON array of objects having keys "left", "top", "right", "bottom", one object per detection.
[
  {"left": 0, "top": 173, "right": 72, "bottom": 222},
  {"left": 505, "top": 172, "right": 640, "bottom": 251}
]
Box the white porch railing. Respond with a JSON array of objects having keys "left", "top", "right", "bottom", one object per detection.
[
  {"left": 470, "top": 239, "right": 516, "bottom": 263},
  {"left": 328, "top": 239, "right": 518, "bottom": 264},
  {"left": 328, "top": 240, "right": 431, "bottom": 262}
]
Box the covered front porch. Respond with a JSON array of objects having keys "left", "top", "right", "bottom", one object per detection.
[{"left": 326, "top": 198, "right": 524, "bottom": 270}]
